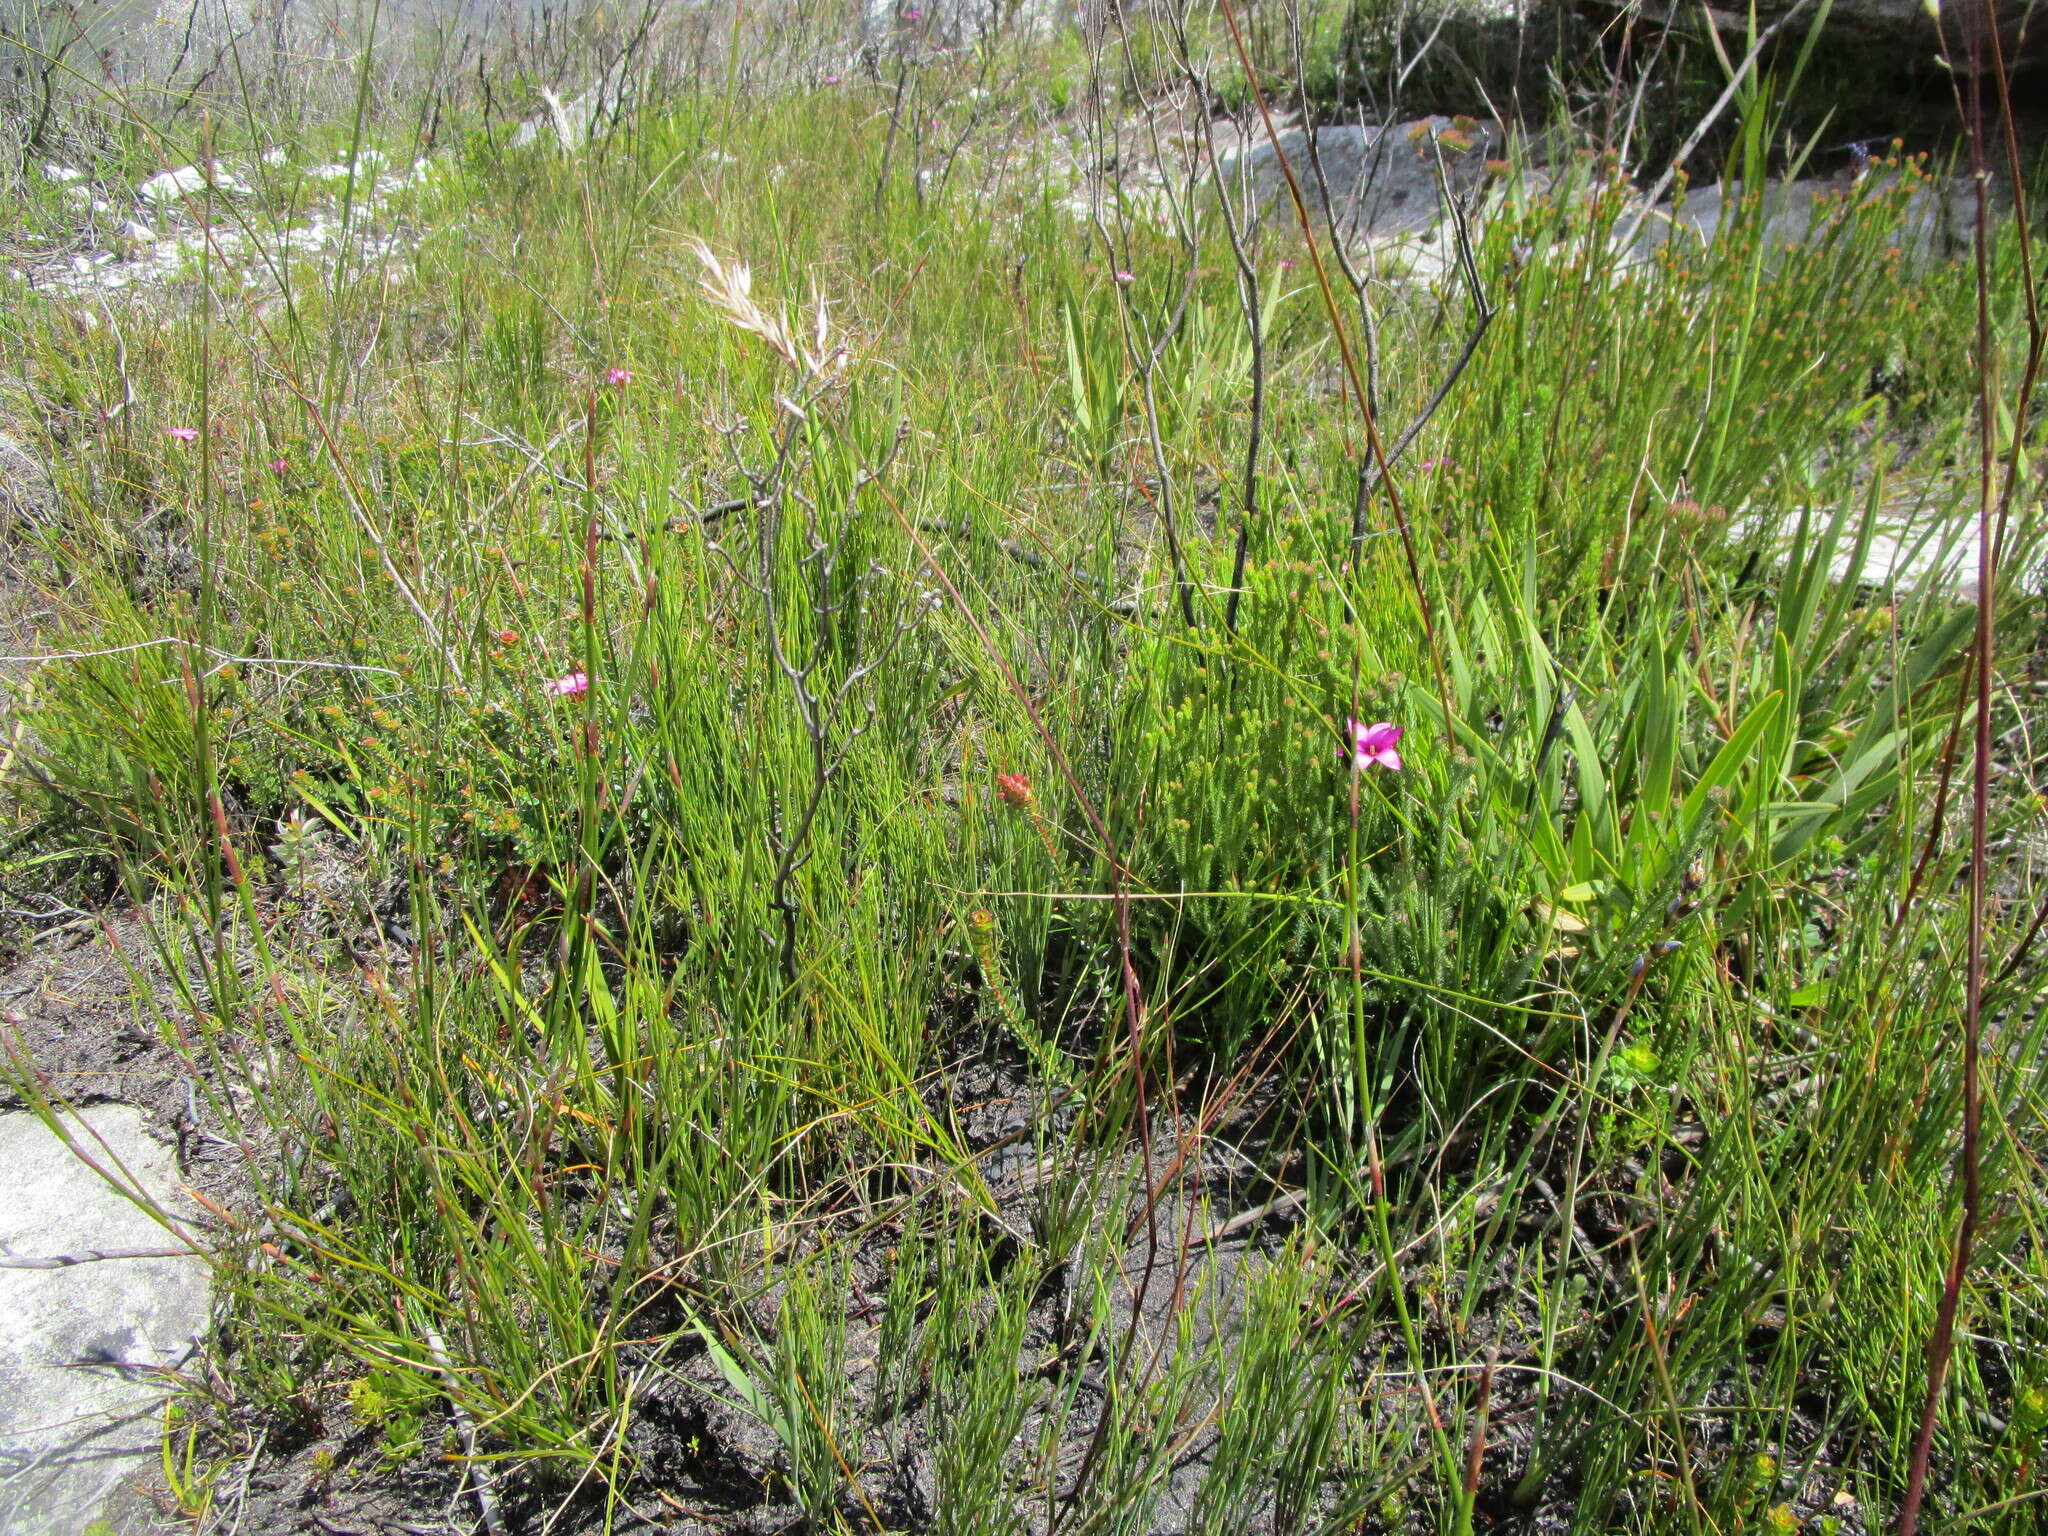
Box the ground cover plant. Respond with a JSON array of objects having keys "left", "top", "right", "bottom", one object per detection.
[{"left": 1, "top": 2, "right": 2046, "bottom": 1532}]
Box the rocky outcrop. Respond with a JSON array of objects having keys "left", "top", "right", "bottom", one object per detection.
[
  {"left": 1756, "top": 0, "right": 2039, "bottom": 63},
  {"left": 1218, "top": 117, "right": 1506, "bottom": 243},
  {"left": 1623, "top": 0, "right": 2043, "bottom": 71}
]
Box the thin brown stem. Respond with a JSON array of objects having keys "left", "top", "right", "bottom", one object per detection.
[
  {"left": 1211, "top": 0, "right": 1454, "bottom": 746},
  {"left": 1898, "top": 6, "right": 2007, "bottom": 1527}
]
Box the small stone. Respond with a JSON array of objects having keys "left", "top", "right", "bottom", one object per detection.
[
  {"left": 112, "top": 220, "right": 157, "bottom": 259},
  {"left": 41, "top": 163, "right": 83, "bottom": 184}
]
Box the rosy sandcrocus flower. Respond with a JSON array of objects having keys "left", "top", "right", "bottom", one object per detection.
[
  {"left": 1348, "top": 719, "right": 1403, "bottom": 772},
  {"left": 606, "top": 367, "right": 633, "bottom": 387},
  {"left": 824, "top": 74, "right": 841, "bottom": 83},
  {"left": 166, "top": 426, "right": 200, "bottom": 443},
  {"left": 543, "top": 670, "right": 589, "bottom": 699},
  {"left": 1113, "top": 269, "right": 1134, "bottom": 284},
  {"left": 268, "top": 457, "right": 289, "bottom": 473}
]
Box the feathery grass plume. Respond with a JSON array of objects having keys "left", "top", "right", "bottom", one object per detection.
[{"left": 686, "top": 237, "right": 844, "bottom": 377}]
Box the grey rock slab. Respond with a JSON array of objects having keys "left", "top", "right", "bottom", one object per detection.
[
  {"left": 0, "top": 1106, "right": 211, "bottom": 1536},
  {"left": 1622, "top": 174, "right": 1978, "bottom": 265},
  {"left": 1218, "top": 117, "right": 1505, "bottom": 243}
]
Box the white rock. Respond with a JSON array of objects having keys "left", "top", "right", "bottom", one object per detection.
[
  {"left": 260, "top": 146, "right": 288, "bottom": 166},
  {"left": 1729, "top": 504, "right": 2042, "bottom": 604},
  {"left": 113, "top": 219, "right": 157, "bottom": 257},
  {"left": 41, "top": 163, "right": 83, "bottom": 184},
  {"left": 138, "top": 165, "right": 210, "bottom": 201},
  {"left": 0, "top": 1107, "right": 211, "bottom": 1536},
  {"left": 510, "top": 66, "right": 631, "bottom": 152},
  {"left": 137, "top": 164, "right": 247, "bottom": 204}
]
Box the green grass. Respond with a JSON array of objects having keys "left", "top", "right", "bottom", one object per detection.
[{"left": 0, "top": 32, "right": 2044, "bottom": 1536}]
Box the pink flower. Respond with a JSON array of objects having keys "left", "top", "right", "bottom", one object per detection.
[
  {"left": 904, "top": 6, "right": 922, "bottom": 16},
  {"left": 824, "top": 74, "right": 841, "bottom": 83},
  {"left": 1348, "top": 719, "right": 1403, "bottom": 772},
  {"left": 997, "top": 772, "right": 1035, "bottom": 809},
  {"left": 544, "top": 670, "right": 589, "bottom": 699},
  {"left": 268, "top": 457, "right": 289, "bottom": 473},
  {"left": 606, "top": 367, "right": 633, "bottom": 387},
  {"left": 1278, "top": 259, "right": 1296, "bottom": 270},
  {"left": 166, "top": 427, "right": 200, "bottom": 443},
  {"left": 1113, "top": 269, "right": 1134, "bottom": 284}
]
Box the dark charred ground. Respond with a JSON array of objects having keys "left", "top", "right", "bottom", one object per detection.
[{"left": 0, "top": 889, "right": 1903, "bottom": 1536}]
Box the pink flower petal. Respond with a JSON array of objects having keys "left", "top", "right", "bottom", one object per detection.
[
  {"left": 544, "top": 670, "right": 590, "bottom": 699},
  {"left": 1345, "top": 719, "right": 1403, "bottom": 770}
]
